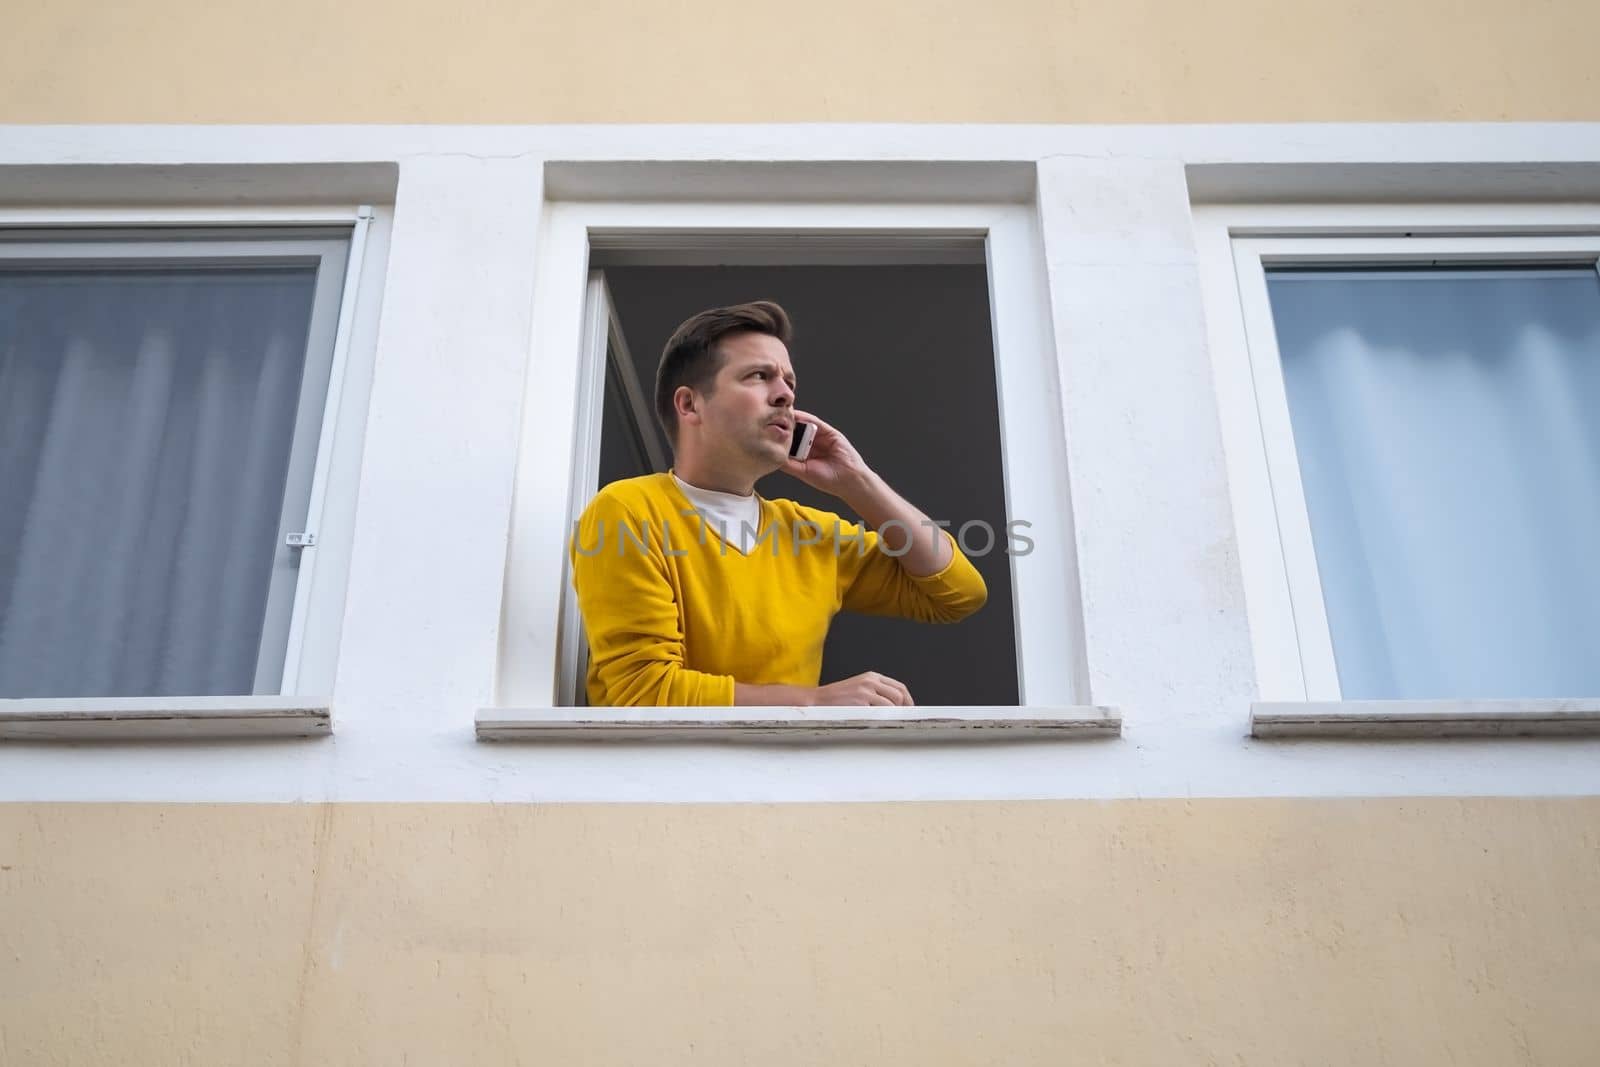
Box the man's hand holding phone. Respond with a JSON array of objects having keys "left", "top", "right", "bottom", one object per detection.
[{"left": 782, "top": 410, "right": 870, "bottom": 498}]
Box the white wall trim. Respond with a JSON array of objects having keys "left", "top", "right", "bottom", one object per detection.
[
  {"left": 477, "top": 706, "right": 1120, "bottom": 742},
  {"left": 0, "top": 697, "right": 331, "bottom": 741},
  {"left": 1, "top": 123, "right": 1598, "bottom": 170},
  {"left": 1252, "top": 699, "right": 1600, "bottom": 739}
]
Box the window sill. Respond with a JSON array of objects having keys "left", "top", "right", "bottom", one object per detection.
[
  {"left": 1251, "top": 699, "right": 1600, "bottom": 739},
  {"left": 0, "top": 696, "right": 332, "bottom": 741},
  {"left": 476, "top": 706, "right": 1119, "bottom": 742}
]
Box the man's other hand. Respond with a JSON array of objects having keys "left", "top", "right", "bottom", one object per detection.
[{"left": 812, "top": 671, "right": 915, "bottom": 707}]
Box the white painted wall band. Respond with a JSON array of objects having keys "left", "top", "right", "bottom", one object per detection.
[{"left": 1, "top": 124, "right": 1598, "bottom": 802}]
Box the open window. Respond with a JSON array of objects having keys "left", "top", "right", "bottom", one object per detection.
[
  {"left": 1198, "top": 206, "right": 1600, "bottom": 705},
  {"left": 560, "top": 240, "right": 1019, "bottom": 706},
  {"left": 0, "top": 224, "right": 365, "bottom": 700},
  {"left": 499, "top": 198, "right": 1089, "bottom": 714}
]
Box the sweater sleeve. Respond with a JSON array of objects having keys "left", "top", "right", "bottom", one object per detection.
[
  {"left": 834, "top": 521, "right": 989, "bottom": 623},
  {"left": 569, "top": 489, "right": 736, "bottom": 707}
]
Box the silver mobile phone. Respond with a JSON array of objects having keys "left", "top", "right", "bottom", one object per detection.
[{"left": 789, "top": 420, "right": 818, "bottom": 461}]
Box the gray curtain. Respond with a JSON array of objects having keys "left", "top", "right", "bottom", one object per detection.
[
  {"left": 1269, "top": 266, "right": 1600, "bottom": 700},
  {"left": 0, "top": 266, "right": 316, "bottom": 697}
]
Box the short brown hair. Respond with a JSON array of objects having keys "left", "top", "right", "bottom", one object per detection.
[{"left": 654, "top": 300, "right": 793, "bottom": 448}]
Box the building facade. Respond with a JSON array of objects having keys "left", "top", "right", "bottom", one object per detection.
[{"left": 3, "top": 1, "right": 1599, "bottom": 1062}]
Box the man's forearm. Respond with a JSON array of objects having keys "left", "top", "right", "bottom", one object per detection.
[
  {"left": 838, "top": 468, "right": 953, "bottom": 577},
  {"left": 733, "top": 681, "right": 815, "bottom": 707}
]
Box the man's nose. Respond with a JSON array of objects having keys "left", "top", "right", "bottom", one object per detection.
[{"left": 771, "top": 382, "right": 794, "bottom": 406}]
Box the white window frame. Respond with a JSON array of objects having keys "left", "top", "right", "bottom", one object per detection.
[
  {"left": 492, "top": 198, "right": 1108, "bottom": 733},
  {"left": 0, "top": 206, "right": 384, "bottom": 739},
  {"left": 1195, "top": 202, "right": 1600, "bottom": 711}
]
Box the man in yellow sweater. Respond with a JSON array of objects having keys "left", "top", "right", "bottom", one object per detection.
[{"left": 570, "top": 300, "right": 988, "bottom": 707}]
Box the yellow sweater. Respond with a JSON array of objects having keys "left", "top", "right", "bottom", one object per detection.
[{"left": 569, "top": 472, "right": 989, "bottom": 706}]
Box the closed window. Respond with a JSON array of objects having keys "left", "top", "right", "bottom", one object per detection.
[
  {"left": 1203, "top": 215, "right": 1600, "bottom": 702},
  {"left": 0, "top": 230, "right": 351, "bottom": 698}
]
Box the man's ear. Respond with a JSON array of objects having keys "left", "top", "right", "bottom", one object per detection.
[{"left": 674, "top": 385, "right": 700, "bottom": 426}]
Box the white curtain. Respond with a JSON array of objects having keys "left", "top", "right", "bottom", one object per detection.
[
  {"left": 1269, "top": 267, "right": 1600, "bottom": 699},
  {"left": 0, "top": 267, "right": 315, "bottom": 697}
]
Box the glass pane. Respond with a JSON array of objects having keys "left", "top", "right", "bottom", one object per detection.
[
  {"left": 0, "top": 265, "right": 318, "bottom": 697},
  {"left": 597, "top": 341, "right": 657, "bottom": 488},
  {"left": 1267, "top": 265, "right": 1600, "bottom": 699}
]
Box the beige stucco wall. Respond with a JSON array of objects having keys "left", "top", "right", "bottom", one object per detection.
[
  {"left": 3, "top": 798, "right": 1597, "bottom": 1064},
  {"left": 2, "top": 0, "right": 1597, "bottom": 123}
]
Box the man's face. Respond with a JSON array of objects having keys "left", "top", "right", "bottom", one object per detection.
[{"left": 693, "top": 331, "right": 797, "bottom": 473}]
